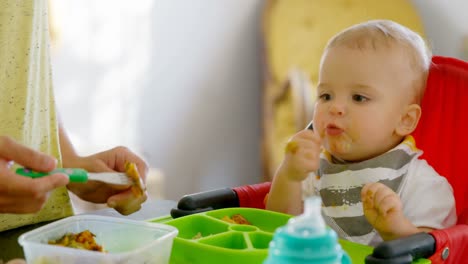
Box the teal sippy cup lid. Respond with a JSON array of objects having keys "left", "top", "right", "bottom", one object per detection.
[
  {"left": 264, "top": 196, "right": 351, "bottom": 264},
  {"left": 286, "top": 195, "right": 326, "bottom": 237}
]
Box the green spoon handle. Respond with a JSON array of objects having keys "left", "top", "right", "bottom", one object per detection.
[{"left": 16, "top": 168, "right": 89, "bottom": 182}]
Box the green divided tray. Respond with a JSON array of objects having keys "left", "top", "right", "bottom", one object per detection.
[{"left": 150, "top": 208, "right": 430, "bottom": 264}]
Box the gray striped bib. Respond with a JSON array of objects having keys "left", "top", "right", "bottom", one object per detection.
[{"left": 313, "top": 136, "right": 420, "bottom": 245}]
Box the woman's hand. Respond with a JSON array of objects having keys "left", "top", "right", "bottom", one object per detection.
[
  {"left": 0, "top": 136, "right": 69, "bottom": 214},
  {"left": 65, "top": 146, "right": 148, "bottom": 215}
]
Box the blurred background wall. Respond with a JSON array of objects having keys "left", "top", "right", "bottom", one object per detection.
[{"left": 50, "top": 0, "right": 468, "bottom": 202}]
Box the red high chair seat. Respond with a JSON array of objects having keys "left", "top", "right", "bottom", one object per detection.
[{"left": 410, "top": 56, "right": 468, "bottom": 264}]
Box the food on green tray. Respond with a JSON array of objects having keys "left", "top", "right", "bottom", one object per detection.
[
  {"left": 48, "top": 230, "right": 105, "bottom": 252},
  {"left": 192, "top": 232, "right": 203, "bottom": 239},
  {"left": 221, "top": 214, "right": 251, "bottom": 225}
]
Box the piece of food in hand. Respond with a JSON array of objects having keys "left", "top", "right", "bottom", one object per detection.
[
  {"left": 48, "top": 230, "right": 105, "bottom": 252},
  {"left": 124, "top": 161, "right": 146, "bottom": 197},
  {"left": 221, "top": 214, "right": 251, "bottom": 225},
  {"left": 285, "top": 141, "right": 299, "bottom": 154}
]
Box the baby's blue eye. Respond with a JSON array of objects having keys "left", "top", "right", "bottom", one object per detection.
[
  {"left": 319, "top": 93, "right": 331, "bottom": 101},
  {"left": 352, "top": 94, "right": 368, "bottom": 102}
]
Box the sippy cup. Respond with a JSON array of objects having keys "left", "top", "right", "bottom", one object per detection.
[{"left": 264, "top": 196, "right": 351, "bottom": 264}]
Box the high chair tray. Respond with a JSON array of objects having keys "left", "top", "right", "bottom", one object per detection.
[{"left": 150, "top": 208, "right": 430, "bottom": 264}]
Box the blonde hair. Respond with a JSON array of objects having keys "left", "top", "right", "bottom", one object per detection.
[{"left": 325, "top": 20, "right": 431, "bottom": 103}]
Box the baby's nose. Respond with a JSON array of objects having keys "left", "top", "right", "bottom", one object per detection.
[{"left": 329, "top": 102, "right": 346, "bottom": 116}]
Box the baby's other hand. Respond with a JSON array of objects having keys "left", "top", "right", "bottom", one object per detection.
[
  {"left": 362, "top": 183, "right": 418, "bottom": 241},
  {"left": 280, "top": 129, "right": 321, "bottom": 181}
]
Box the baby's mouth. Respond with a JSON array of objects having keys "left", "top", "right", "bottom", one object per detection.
[
  {"left": 326, "top": 124, "right": 344, "bottom": 136},
  {"left": 324, "top": 124, "right": 352, "bottom": 154}
]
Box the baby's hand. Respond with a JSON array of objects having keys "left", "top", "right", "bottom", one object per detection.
[
  {"left": 361, "top": 183, "right": 418, "bottom": 240},
  {"left": 280, "top": 130, "right": 321, "bottom": 182}
]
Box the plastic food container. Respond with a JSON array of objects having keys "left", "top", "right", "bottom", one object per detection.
[{"left": 18, "top": 215, "right": 178, "bottom": 264}]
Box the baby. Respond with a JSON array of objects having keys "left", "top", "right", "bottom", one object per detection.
[{"left": 266, "top": 20, "right": 457, "bottom": 245}]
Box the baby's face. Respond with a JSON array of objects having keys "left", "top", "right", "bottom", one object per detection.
[{"left": 313, "top": 45, "right": 415, "bottom": 161}]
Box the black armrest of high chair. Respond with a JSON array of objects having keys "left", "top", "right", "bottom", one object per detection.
[
  {"left": 170, "top": 182, "right": 271, "bottom": 218},
  {"left": 366, "top": 224, "right": 468, "bottom": 264},
  {"left": 170, "top": 188, "right": 240, "bottom": 218},
  {"left": 365, "top": 232, "right": 435, "bottom": 264}
]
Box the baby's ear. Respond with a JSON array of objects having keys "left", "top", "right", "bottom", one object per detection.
[{"left": 395, "top": 104, "right": 421, "bottom": 136}]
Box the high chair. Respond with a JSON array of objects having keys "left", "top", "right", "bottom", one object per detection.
[{"left": 170, "top": 56, "right": 468, "bottom": 264}]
